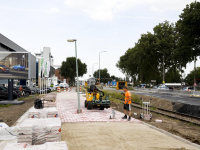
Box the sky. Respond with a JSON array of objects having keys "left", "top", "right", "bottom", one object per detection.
[{"left": 0, "top": 0, "right": 197, "bottom": 79}]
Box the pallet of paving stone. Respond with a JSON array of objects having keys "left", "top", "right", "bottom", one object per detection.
[
  {"left": 28, "top": 107, "right": 58, "bottom": 118},
  {"left": 16, "top": 118, "right": 61, "bottom": 145},
  {"left": 3, "top": 141, "right": 68, "bottom": 150},
  {"left": 43, "top": 101, "right": 56, "bottom": 108}
]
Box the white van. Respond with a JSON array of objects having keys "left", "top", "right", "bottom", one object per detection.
[{"left": 59, "top": 83, "right": 69, "bottom": 88}]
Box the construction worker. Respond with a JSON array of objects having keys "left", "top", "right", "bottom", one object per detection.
[{"left": 121, "top": 86, "right": 132, "bottom": 121}]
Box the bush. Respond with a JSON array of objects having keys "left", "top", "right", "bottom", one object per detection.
[{"left": 102, "top": 90, "right": 141, "bottom": 105}]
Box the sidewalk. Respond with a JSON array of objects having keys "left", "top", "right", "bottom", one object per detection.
[{"left": 56, "top": 91, "right": 142, "bottom": 123}]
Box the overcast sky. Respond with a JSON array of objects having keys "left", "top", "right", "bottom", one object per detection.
[{"left": 0, "top": 0, "right": 197, "bottom": 79}]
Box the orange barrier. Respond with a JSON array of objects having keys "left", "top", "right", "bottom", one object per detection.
[{"left": 57, "top": 87, "right": 60, "bottom": 92}]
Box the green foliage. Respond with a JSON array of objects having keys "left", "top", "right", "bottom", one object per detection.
[
  {"left": 102, "top": 90, "right": 141, "bottom": 104},
  {"left": 116, "top": 1, "right": 200, "bottom": 85},
  {"left": 116, "top": 21, "right": 177, "bottom": 84},
  {"left": 0, "top": 104, "right": 11, "bottom": 107},
  {"left": 60, "top": 57, "right": 87, "bottom": 83},
  {"left": 185, "top": 67, "right": 200, "bottom": 85},
  {"left": 93, "top": 68, "right": 111, "bottom": 83},
  {"left": 165, "top": 68, "right": 181, "bottom": 83},
  {"left": 175, "top": 1, "right": 200, "bottom": 66}
]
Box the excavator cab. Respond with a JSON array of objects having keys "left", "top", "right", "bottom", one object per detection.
[{"left": 85, "top": 84, "right": 110, "bottom": 110}]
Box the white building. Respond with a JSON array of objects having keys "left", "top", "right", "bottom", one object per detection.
[{"left": 35, "top": 47, "right": 57, "bottom": 87}]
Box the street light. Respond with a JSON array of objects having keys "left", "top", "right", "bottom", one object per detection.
[
  {"left": 192, "top": 48, "right": 196, "bottom": 91},
  {"left": 157, "top": 51, "right": 165, "bottom": 84},
  {"left": 93, "top": 63, "right": 98, "bottom": 78},
  {"left": 99, "top": 51, "right": 106, "bottom": 83},
  {"left": 67, "top": 39, "right": 81, "bottom": 113}
]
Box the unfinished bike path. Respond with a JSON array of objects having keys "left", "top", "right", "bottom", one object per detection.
[{"left": 56, "top": 91, "right": 200, "bottom": 150}]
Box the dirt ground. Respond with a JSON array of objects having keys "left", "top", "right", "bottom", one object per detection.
[
  {"left": 61, "top": 122, "right": 199, "bottom": 150},
  {"left": 0, "top": 95, "right": 42, "bottom": 126},
  {"left": 0, "top": 92, "right": 57, "bottom": 127},
  {"left": 111, "top": 101, "right": 200, "bottom": 145}
]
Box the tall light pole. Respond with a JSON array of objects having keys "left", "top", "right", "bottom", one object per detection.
[
  {"left": 157, "top": 51, "right": 165, "bottom": 84},
  {"left": 99, "top": 51, "right": 106, "bottom": 83},
  {"left": 93, "top": 63, "right": 98, "bottom": 78},
  {"left": 67, "top": 39, "right": 81, "bottom": 113},
  {"left": 163, "top": 53, "right": 165, "bottom": 84},
  {"left": 192, "top": 48, "right": 196, "bottom": 91}
]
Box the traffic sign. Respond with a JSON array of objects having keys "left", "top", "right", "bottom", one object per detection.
[
  {"left": 194, "top": 83, "right": 197, "bottom": 86},
  {"left": 151, "top": 80, "right": 156, "bottom": 83}
]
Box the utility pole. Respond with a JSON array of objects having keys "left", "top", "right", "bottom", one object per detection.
[
  {"left": 194, "top": 55, "right": 196, "bottom": 91},
  {"left": 163, "top": 53, "right": 165, "bottom": 85}
]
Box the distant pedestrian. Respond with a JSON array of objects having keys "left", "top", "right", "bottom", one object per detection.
[
  {"left": 19, "top": 86, "right": 24, "bottom": 96},
  {"left": 121, "top": 86, "right": 132, "bottom": 121}
]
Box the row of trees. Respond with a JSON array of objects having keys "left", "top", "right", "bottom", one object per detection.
[
  {"left": 116, "top": 1, "right": 200, "bottom": 85},
  {"left": 60, "top": 57, "right": 87, "bottom": 85},
  {"left": 93, "top": 68, "right": 125, "bottom": 83}
]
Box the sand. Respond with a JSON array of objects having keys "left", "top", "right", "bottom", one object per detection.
[{"left": 61, "top": 122, "right": 199, "bottom": 150}]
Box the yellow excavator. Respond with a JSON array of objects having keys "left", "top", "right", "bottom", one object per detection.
[{"left": 85, "top": 77, "right": 110, "bottom": 110}]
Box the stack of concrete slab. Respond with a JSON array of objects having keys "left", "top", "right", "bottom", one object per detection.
[
  {"left": 17, "top": 123, "right": 33, "bottom": 145},
  {"left": 28, "top": 107, "right": 40, "bottom": 118},
  {"left": 16, "top": 118, "right": 61, "bottom": 145},
  {"left": 3, "top": 141, "right": 68, "bottom": 150},
  {"left": 46, "top": 107, "right": 58, "bottom": 118},
  {"left": 43, "top": 101, "right": 56, "bottom": 108},
  {"left": 28, "top": 107, "right": 58, "bottom": 118}
]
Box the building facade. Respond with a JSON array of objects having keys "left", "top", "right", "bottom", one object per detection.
[{"left": 35, "top": 47, "right": 56, "bottom": 87}]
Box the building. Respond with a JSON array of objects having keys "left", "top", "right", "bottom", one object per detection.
[
  {"left": 0, "top": 33, "right": 36, "bottom": 87},
  {"left": 35, "top": 47, "right": 56, "bottom": 87},
  {"left": 35, "top": 47, "right": 54, "bottom": 66},
  {"left": 55, "top": 69, "right": 69, "bottom": 84}
]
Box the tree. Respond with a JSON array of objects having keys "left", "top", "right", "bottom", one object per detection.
[
  {"left": 116, "top": 21, "right": 177, "bottom": 84},
  {"left": 185, "top": 67, "right": 200, "bottom": 86},
  {"left": 175, "top": 1, "right": 200, "bottom": 67},
  {"left": 93, "top": 68, "right": 110, "bottom": 83},
  {"left": 165, "top": 68, "right": 181, "bottom": 83},
  {"left": 60, "top": 57, "right": 87, "bottom": 85},
  {"left": 153, "top": 21, "right": 177, "bottom": 82}
]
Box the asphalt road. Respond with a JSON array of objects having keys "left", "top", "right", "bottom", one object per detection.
[
  {"left": 0, "top": 69, "right": 28, "bottom": 79},
  {"left": 104, "top": 87, "right": 200, "bottom": 106}
]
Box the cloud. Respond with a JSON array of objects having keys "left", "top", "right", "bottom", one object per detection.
[
  {"left": 50, "top": 7, "right": 61, "bottom": 13},
  {"left": 64, "top": 0, "right": 194, "bottom": 21},
  {"left": 150, "top": 6, "right": 163, "bottom": 12}
]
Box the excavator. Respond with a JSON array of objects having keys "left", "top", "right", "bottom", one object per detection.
[{"left": 85, "top": 77, "right": 110, "bottom": 110}]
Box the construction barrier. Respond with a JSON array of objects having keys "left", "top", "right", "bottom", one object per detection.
[{"left": 57, "top": 87, "right": 60, "bottom": 92}]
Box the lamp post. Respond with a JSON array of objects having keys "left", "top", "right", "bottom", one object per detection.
[
  {"left": 67, "top": 39, "right": 81, "bottom": 113},
  {"left": 99, "top": 51, "right": 106, "bottom": 83},
  {"left": 157, "top": 51, "right": 165, "bottom": 84},
  {"left": 163, "top": 53, "right": 165, "bottom": 84},
  {"left": 93, "top": 63, "right": 98, "bottom": 78},
  {"left": 192, "top": 48, "right": 196, "bottom": 91}
]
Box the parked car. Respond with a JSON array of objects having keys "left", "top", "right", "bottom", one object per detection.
[
  {"left": 182, "top": 87, "right": 193, "bottom": 91},
  {"left": 0, "top": 86, "right": 18, "bottom": 100},
  {"left": 59, "top": 83, "right": 69, "bottom": 88},
  {"left": 0, "top": 65, "right": 10, "bottom": 73},
  {"left": 14, "top": 85, "right": 31, "bottom": 96},
  {"left": 13, "top": 64, "right": 25, "bottom": 71},
  {"left": 158, "top": 85, "right": 169, "bottom": 90},
  {"left": 153, "top": 86, "right": 158, "bottom": 89}
]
